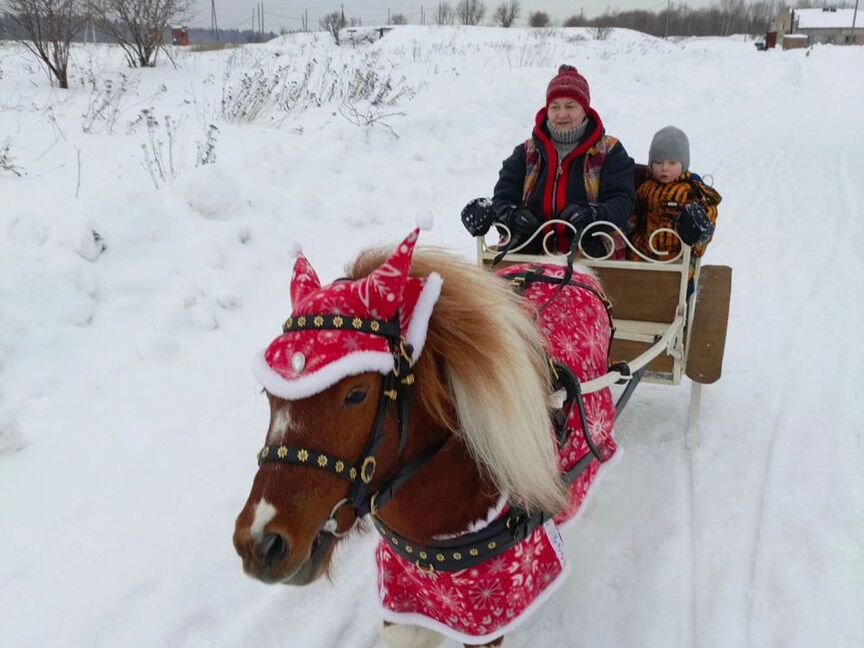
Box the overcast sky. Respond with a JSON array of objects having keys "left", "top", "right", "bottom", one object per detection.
[{"left": 188, "top": 0, "right": 714, "bottom": 31}]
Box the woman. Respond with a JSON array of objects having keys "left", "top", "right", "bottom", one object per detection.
[{"left": 462, "top": 65, "right": 636, "bottom": 256}]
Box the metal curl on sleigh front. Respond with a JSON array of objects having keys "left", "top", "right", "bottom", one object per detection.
[{"left": 493, "top": 220, "right": 685, "bottom": 264}]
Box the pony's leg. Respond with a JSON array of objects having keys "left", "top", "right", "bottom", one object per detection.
[{"left": 380, "top": 621, "right": 444, "bottom": 648}]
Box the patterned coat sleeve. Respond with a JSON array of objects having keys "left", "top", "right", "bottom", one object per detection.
[
  {"left": 594, "top": 142, "right": 636, "bottom": 230},
  {"left": 492, "top": 143, "right": 527, "bottom": 220}
]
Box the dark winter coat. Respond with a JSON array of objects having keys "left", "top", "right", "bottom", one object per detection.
[{"left": 492, "top": 107, "right": 636, "bottom": 254}]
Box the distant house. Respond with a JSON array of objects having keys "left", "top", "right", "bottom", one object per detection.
[
  {"left": 770, "top": 7, "right": 864, "bottom": 47},
  {"left": 171, "top": 26, "right": 190, "bottom": 46}
]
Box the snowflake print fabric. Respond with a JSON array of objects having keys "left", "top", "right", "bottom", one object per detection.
[{"left": 376, "top": 262, "right": 617, "bottom": 645}]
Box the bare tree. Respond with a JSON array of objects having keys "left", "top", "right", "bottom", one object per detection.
[
  {"left": 435, "top": 1, "right": 456, "bottom": 25},
  {"left": 87, "top": 0, "right": 191, "bottom": 68},
  {"left": 528, "top": 9, "right": 550, "bottom": 26},
  {"left": 435, "top": 1, "right": 455, "bottom": 23},
  {"left": 563, "top": 14, "right": 587, "bottom": 27},
  {"left": 493, "top": 0, "right": 519, "bottom": 26},
  {"left": 4, "top": 0, "right": 86, "bottom": 88},
  {"left": 455, "top": 0, "right": 485, "bottom": 24},
  {"left": 390, "top": 12, "right": 408, "bottom": 24},
  {"left": 319, "top": 10, "right": 345, "bottom": 43}
]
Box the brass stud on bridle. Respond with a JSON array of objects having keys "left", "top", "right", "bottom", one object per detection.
[{"left": 360, "top": 456, "right": 376, "bottom": 484}]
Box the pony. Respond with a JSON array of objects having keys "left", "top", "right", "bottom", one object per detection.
[{"left": 233, "top": 226, "right": 617, "bottom": 647}]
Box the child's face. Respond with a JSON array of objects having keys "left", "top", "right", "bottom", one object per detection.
[{"left": 651, "top": 160, "right": 684, "bottom": 184}]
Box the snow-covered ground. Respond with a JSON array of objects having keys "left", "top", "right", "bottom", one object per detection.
[{"left": 1, "top": 27, "right": 862, "bottom": 648}]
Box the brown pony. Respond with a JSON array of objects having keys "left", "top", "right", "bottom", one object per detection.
[{"left": 234, "top": 228, "right": 616, "bottom": 647}]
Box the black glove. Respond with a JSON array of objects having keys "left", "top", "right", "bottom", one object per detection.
[
  {"left": 559, "top": 204, "right": 596, "bottom": 231},
  {"left": 461, "top": 198, "right": 496, "bottom": 236},
  {"left": 507, "top": 207, "right": 541, "bottom": 235},
  {"left": 676, "top": 203, "right": 714, "bottom": 246}
]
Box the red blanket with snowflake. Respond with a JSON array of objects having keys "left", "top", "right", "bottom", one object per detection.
[{"left": 376, "top": 263, "right": 618, "bottom": 645}]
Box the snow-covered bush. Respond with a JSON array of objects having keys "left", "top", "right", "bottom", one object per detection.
[
  {"left": 219, "top": 51, "right": 417, "bottom": 124},
  {"left": 0, "top": 140, "right": 24, "bottom": 177}
]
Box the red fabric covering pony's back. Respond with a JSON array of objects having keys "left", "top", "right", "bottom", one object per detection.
[{"left": 377, "top": 262, "right": 618, "bottom": 645}]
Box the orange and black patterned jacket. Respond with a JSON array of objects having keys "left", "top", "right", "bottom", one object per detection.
[{"left": 629, "top": 172, "right": 721, "bottom": 262}]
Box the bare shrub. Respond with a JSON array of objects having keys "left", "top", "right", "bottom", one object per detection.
[
  {"left": 390, "top": 13, "right": 408, "bottom": 24},
  {"left": 196, "top": 124, "right": 219, "bottom": 166},
  {"left": 319, "top": 10, "right": 345, "bottom": 44},
  {"left": 529, "top": 10, "right": 550, "bottom": 27},
  {"left": 1, "top": 140, "right": 24, "bottom": 176},
  {"left": 339, "top": 101, "right": 404, "bottom": 140},
  {"left": 455, "top": 0, "right": 485, "bottom": 25},
  {"left": 86, "top": 0, "right": 191, "bottom": 68},
  {"left": 80, "top": 73, "right": 136, "bottom": 134},
  {"left": 592, "top": 24, "right": 613, "bottom": 39},
  {"left": 132, "top": 109, "right": 180, "bottom": 188},
  {"left": 219, "top": 52, "right": 417, "bottom": 125},
  {"left": 435, "top": 1, "right": 455, "bottom": 24},
  {"left": 4, "top": 0, "right": 86, "bottom": 88},
  {"left": 493, "top": 0, "right": 519, "bottom": 27}
]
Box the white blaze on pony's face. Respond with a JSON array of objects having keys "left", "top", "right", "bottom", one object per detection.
[
  {"left": 250, "top": 499, "right": 277, "bottom": 541},
  {"left": 266, "top": 399, "right": 296, "bottom": 445}
]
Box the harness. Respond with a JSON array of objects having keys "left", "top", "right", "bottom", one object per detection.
[{"left": 255, "top": 270, "right": 616, "bottom": 573}]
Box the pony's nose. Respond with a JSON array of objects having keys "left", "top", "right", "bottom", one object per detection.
[{"left": 255, "top": 532, "right": 288, "bottom": 567}]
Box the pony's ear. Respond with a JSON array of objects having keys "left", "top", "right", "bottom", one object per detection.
[
  {"left": 354, "top": 228, "right": 420, "bottom": 320},
  {"left": 290, "top": 254, "right": 322, "bottom": 306}
]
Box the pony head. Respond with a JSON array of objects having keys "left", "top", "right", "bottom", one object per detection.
[{"left": 234, "top": 228, "right": 443, "bottom": 585}]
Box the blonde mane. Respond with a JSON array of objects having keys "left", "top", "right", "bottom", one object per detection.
[{"left": 348, "top": 247, "right": 566, "bottom": 515}]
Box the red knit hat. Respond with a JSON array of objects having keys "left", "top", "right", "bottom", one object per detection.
[{"left": 546, "top": 64, "right": 590, "bottom": 110}]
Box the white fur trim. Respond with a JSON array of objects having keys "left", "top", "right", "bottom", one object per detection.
[
  {"left": 405, "top": 272, "right": 442, "bottom": 363},
  {"left": 380, "top": 623, "right": 444, "bottom": 648},
  {"left": 287, "top": 241, "right": 302, "bottom": 259},
  {"left": 378, "top": 562, "right": 571, "bottom": 646},
  {"left": 253, "top": 350, "right": 393, "bottom": 400},
  {"left": 415, "top": 211, "right": 434, "bottom": 231}
]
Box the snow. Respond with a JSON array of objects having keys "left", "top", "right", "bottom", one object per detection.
[
  {"left": 795, "top": 8, "right": 864, "bottom": 29},
  {"left": 2, "top": 26, "right": 863, "bottom": 648}
]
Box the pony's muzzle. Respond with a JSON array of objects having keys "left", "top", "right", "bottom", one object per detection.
[
  {"left": 256, "top": 532, "right": 288, "bottom": 567},
  {"left": 234, "top": 525, "right": 293, "bottom": 582}
]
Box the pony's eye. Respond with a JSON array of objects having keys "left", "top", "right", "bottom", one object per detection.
[{"left": 344, "top": 389, "right": 368, "bottom": 406}]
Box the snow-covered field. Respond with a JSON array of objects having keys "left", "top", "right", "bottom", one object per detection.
[{"left": 1, "top": 26, "right": 862, "bottom": 648}]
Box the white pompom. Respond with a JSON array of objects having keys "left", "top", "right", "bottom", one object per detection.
[
  {"left": 287, "top": 241, "right": 303, "bottom": 259},
  {"left": 415, "top": 211, "right": 434, "bottom": 232}
]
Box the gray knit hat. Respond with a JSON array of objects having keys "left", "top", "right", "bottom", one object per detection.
[{"left": 649, "top": 126, "right": 690, "bottom": 171}]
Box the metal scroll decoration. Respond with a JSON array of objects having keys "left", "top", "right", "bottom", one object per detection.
[{"left": 492, "top": 219, "right": 685, "bottom": 264}]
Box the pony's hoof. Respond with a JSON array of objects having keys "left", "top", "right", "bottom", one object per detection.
[{"left": 380, "top": 621, "right": 444, "bottom": 648}]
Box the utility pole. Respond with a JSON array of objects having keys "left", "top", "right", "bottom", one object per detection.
[
  {"left": 387, "top": 8, "right": 391, "bottom": 24},
  {"left": 664, "top": 0, "right": 671, "bottom": 38},
  {"left": 853, "top": 0, "right": 860, "bottom": 42},
  {"left": 341, "top": 3, "right": 345, "bottom": 25},
  {"left": 421, "top": 5, "right": 424, "bottom": 24},
  {"left": 210, "top": 0, "right": 219, "bottom": 40}
]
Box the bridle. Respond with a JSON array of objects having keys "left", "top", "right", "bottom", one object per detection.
[
  {"left": 255, "top": 312, "right": 445, "bottom": 536},
  {"left": 254, "top": 269, "right": 614, "bottom": 573}
]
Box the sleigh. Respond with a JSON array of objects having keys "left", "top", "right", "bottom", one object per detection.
[{"left": 476, "top": 217, "right": 732, "bottom": 448}]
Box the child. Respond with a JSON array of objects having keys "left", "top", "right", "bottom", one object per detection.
[{"left": 629, "top": 126, "right": 721, "bottom": 267}]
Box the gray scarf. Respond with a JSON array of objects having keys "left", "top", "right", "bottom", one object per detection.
[{"left": 548, "top": 119, "right": 588, "bottom": 160}]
